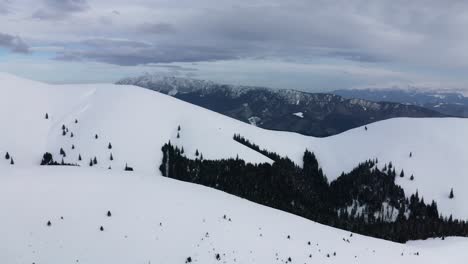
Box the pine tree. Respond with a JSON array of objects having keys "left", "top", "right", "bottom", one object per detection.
[
  {"left": 108, "top": 142, "right": 112, "bottom": 149},
  {"left": 409, "top": 152, "right": 412, "bottom": 158},
  {"left": 10, "top": 158, "right": 14, "bottom": 165},
  {"left": 449, "top": 188, "right": 454, "bottom": 199},
  {"left": 60, "top": 148, "right": 66, "bottom": 157},
  {"left": 75, "top": 119, "right": 78, "bottom": 124},
  {"left": 78, "top": 154, "right": 82, "bottom": 161},
  {"left": 95, "top": 134, "right": 98, "bottom": 139},
  {"left": 45, "top": 113, "right": 49, "bottom": 119},
  {"left": 110, "top": 153, "right": 113, "bottom": 161},
  {"left": 89, "top": 159, "right": 93, "bottom": 166},
  {"left": 70, "top": 132, "right": 74, "bottom": 138},
  {"left": 400, "top": 170, "right": 405, "bottom": 178},
  {"left": 62, "top": 130, "right": 66, "bottom": 136},
  {"left": 100, "top": 226, "right": 104, "bottom": 231},
  {"left": 195, "top": 149, "right": 199, "bottom": 156},
  {"left": 177, "top": 132, "right": 180, "bottom": 138},
  {"left": 93, "top": 157, "right": 98, "bottom": 165},
  {"left": 5, "top": 152, "right": 9, "bottom": 160},
  {"left": 365, "top": 126, "right": 368, "bottom": 131},
  {"left": 71, "top": 144, "right": 75, "bottom": 150},
  {"left": 410, "top": 174, "right": 414, "bottom": 181},
  {"left": 62, "top": 124, "right": 66, "bottom": 130},
  {"left": 178, "top": 125, "right": 181, "bottom": 131},
  {"left": 47, "top": 221, "right": 51, "bottom": 226},
  {"left": 107, "top": 210, "right": 112, "bottom": 217}
]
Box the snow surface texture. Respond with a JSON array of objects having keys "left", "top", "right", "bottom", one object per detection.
[
  {"left": 2, "top": 166, "right": 468, "bottom": 264},
  {"left": 1, "top": 73, "right": 468, "bottom": 263}
]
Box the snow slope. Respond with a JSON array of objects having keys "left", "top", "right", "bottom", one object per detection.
[
  {"left": 1, "top": 72, "right": 468, "bottom": 220},
  {"left": 1, "top": 73, "right": 468, "bottom": 262},
  {"left": 2, "top": 166, "right": 468, "bottom": 264}
]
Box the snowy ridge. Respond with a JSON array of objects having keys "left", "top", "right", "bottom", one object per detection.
[{"left": 1, "top": 73, "right": 468, "bottom": 263}]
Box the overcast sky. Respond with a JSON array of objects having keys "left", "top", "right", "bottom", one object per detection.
[{"left": 0, "top": 0, "right": 468, "bottom": 92}]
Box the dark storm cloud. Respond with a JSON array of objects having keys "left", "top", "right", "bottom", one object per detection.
[
  {"left": 0, "top": 32, "right": 30, "bottom": 53},
  {"left": 33, "top": 0, "right": 89, "bottom": 20}
]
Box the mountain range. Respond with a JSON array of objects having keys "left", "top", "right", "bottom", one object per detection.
[
  {"left": 333, "top": 88, "right": 468, "bottom": 118},
  {"left": 116, "top": 74, "right": 447, "bottom": 137}
]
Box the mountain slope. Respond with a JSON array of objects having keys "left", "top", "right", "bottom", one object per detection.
[
  {"left": 2, "top": 166, "right": 468, "bottom": 264},
  {"left": 333, "top": 88, "right": 468, "bottom": 117},
  {"left": 116, "top": 74, "right": 447, "bottom": 137},
  {"left": 1, "top": 72, "right": 468, "bottom": 221}
]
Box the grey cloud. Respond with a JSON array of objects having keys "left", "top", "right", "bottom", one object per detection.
[
  {"left": 138, "top": 22, "right": 176, "bottom": 35},
  {"left": 33, "top": 0, "right": 89, "bottom": 20},
  {"left": 0, "top": 0, "right": 11, "bottom": 14},
  {"left": 0, "top": 32, "right": 30, "bottom": 53},
  {"left": 54, "top": 38, "right": 237, "bottom": 65}
]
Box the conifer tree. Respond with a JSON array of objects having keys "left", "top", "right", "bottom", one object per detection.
[
  {"left": 89, "top": 159, "right": 93, "bottom": 166},
  {"left": 62, "top": 124, "right": 66, "bottom": 130},
  {"left": 195, "top": 149, "right": 199, "bottom": 156},
  {"left": 410, "top": 174, "right": 414, "bottom": 181},
  {"left": 10, "top": 158, "right": 14, "bottom": 165},
  {"left": 108, "top": 142, "right": 112, "bottom": 149},
  {"left": 100, "top": 226, "right": 104, "bottom": 231},
  {"left": 71, "top": 144, "right": 75, "bottom": 150},
  {"left": 95, "top": 134, "right": 98, "bottom": 139},
  {"left": 47, "top": 221, "right": 51, "bottom": 226},
  {"left": 110, "top": 153, "right": 113, "bottom": 161},
  {"left": 78, "top": 154, "right": 82, "bottom": 161},
  {"left": 62, "top": 130, "right": 66, "bottom": 136},
  {"left": 178, "top": 125, "right": 181, "bottom": 131},
  {"left": 400, "top": 170, "right": 405, "bottom": 178},
  {"left": 177, "top": 132, "right": 180, "bottom": 138},
  {"left": 75, "top": 119, "right": 78, "bottom": 124},
  {"left": 60, "top": 148, "right": 66, "bottom": 157},
  {"left": 70, "top": 132, "right": 74, "bottom": 138},
  {"left": 449, "top": 188, "right": 454, "bottom": 199},
  {"left": 5, "top": 152, "right": 9, "bottom": 160},
  {"left": 107, "top": 210, "right": 112, "bottom": 217},
  {"left": 93, "top": 157, "right": 98, "bottom": 165},
  {"left": 45, "top": 113, "right": 49, "bottom": 119},
  {"left": 409, "top": 152, "right": 412, "bottom": 158}
]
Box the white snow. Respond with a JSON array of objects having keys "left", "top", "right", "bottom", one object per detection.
[
  {"left": 1, "top": 73, "right": 468, "bottom": 263},
  {"left": 2, "top": 166, "right": 468, "bottom": 264},
  {"left": 293, "top": 112, "right": 304, "bottom": 118}
]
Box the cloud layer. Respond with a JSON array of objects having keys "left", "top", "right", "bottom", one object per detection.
[{"left": 1, "top": 0, "right": 468, "bottom": 89}]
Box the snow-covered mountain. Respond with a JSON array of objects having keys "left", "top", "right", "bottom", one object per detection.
[
  {"left": 116, "top": 74, "right": 446, "bottom": 137},
  {"left": 333, "top": 88, "right": 468, "bottom": 117},
  {"left": 2, "top": 73, "right": 468, "bottom": 263}
]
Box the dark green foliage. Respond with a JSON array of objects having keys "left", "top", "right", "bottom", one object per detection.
[
  {"left": 47, "top": 221, "right": 51, "bottom": 226},
  {"left": 70, "top": 132, "right": 74, "bottom": 138},
  {"left": 10, "top": 158, "right": 14, "bottom": 165},
  {"left": 450, "top": 188, "right": 454, "bottom": 199},
  {"left": 45, "top": 113, "right": 48, "bottom": 119},
  {"left": 108, "top": 142, "right": 112, "bottom": 149},
  {"left": 400, "top": 170, "right": 404, "bottom": 178},
  {"left": 78, "top": 154, "right": 82, "bottom": 161},
  {"left": 41, "top": 152, "right": 53, "bottom": 165},
  {"left": 160, "top": 138, "right": 468, "bottom": 243},
  {"left": 107, "top": 211, "right": 112, "bottom": 217},
  {"left": 60, "top": 148, "right": 66, "bottom": 157},
  {"left": 40, "top": 152, "right": 78, "bottom": 166},
  {"left": 100, "top": 226, "right": 104, "bottom": 231},
  {"left": 71, "top": 144, "right": 75, "bottom": 150},
  {"left": 95, "top": 134, "right": 98, "bottom": 139},
  {"left": 124, "top": 163, "right": 133, "bottom": 171},
  {"left": 410, "top": 175, "right": 415, "bottom": 181},
  {"left": 110, "top": 153, "right": 113, "bottom": 161},
  {"left": 4, "top": 152, "right": 9, "bottom": 159},
  {"left": 233, "top": 134, "right": 281, "bottom": 161},
  {"left": 93, "top": 157, "right": 97, "bottom": 165}
]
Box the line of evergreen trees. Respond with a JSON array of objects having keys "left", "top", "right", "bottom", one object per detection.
[{"left": 159, "top": 139, "right": 468, "bottom": 242}]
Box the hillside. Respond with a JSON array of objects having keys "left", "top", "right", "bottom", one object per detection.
[
  {"left": 1, "top": 72, "right": 467, "bottom": 220},
  {"left": 116, "top": 74, "right": 447, "bottom": 137},
  {"left": 2, "top": 166, "right": 468, "bottom": 264}
]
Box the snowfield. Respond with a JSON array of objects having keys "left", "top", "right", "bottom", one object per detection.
[
  {"left": 1, "top": 73, "right": 468, "bottom": 263},
  {"left": 2, "top": 166, "right": 468, "bottom": 264}
]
